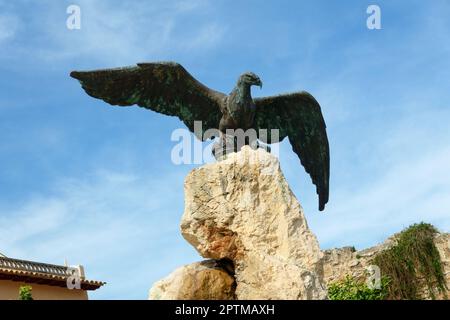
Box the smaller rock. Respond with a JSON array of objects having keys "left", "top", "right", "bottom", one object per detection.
[{"left": 148, "top": 260, "right": 235, "bottom": 300}]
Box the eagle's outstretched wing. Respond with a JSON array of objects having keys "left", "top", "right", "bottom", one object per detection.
[
  {"left": 254, "top": 92, "right": 330, "bottom": 211},
  {"left": 70, "top": 62, "right": 226, "bottom": 140}
]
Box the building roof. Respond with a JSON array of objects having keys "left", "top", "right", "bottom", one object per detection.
[{"left": 0, "top": 257, "right": 105, "bottom": 291}]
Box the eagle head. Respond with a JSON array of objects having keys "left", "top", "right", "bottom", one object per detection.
[{"left": 238, "top": 72, "right": 262, "bottom": 89}]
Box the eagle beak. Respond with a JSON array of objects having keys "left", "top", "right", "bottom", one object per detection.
[{"left": 256, "top": 79, "right": 263, "bottom": 89}]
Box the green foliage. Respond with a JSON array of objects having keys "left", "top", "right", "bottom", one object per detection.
[
  {"left": 19, "top": 285, "right": 33, "bottom": 300},
  {"left": 328, "top": 275, "right": 390, "bottom": 300},
  {"left": 371, "top": 222, "right": 446, "bottom": 300}
]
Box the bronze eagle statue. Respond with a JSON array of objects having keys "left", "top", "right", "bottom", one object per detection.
[{"left": 70, "top": 62, "right": 330, "bottom": 211}]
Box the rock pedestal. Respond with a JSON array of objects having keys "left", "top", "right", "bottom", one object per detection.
[{"left": 150, "top": 146, "right": 327, "bottom": 300}]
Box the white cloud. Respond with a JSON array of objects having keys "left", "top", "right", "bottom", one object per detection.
[
  {"left": 0, "top": 167, "right": 198, "bottom": 299},
  {"left": 30, "top": 0, "right": 226, "bottom": 65},
  {"left": 0, "top": 14, "right": 19, "bottom": 43},
  {"left": 180, "top": 22, "right": 226, "bottom": 51}
]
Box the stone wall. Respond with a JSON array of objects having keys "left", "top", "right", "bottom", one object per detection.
[{"left": 320, "top": 233, "right": 450, "bottom": 299}]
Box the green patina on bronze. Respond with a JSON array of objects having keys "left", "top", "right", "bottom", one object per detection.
[{"left": 70, "top": 61, "right": 330, "bottom": 210}]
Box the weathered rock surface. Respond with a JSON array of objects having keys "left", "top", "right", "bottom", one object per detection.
[
  {"left": 180, "top": 146, "right": 326, "bottom": 300},
  {"left": 148, "top": 260, "right": 235, "bottom": 300},
  {"left": 434, "top": 233, "right": 450, "bottom": 299},
  {"left": 435, "top": 233, "right": 450, "bottom": 285}
]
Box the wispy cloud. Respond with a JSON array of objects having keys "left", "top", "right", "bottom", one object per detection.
[
  {"left": 0, "top": 14, "right": 19, "bottom": 43},
  {"left": 293, "top": 103, "right": 450, "bottom": 249},
  {"left": 0, "top": 168, "right": 198, "bottom": 299},
  {"left": 0, "top": 0, "right": 227, "bottom": 66}
]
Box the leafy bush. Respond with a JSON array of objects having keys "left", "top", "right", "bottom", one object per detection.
[
  {"left": 371, "top": 222, "right": 446, "bottom": 299},
  {"left": 328, "top": 275, "right": 390, "bottom": 300},
  {"left": 19, "top": 285, "right": 33, "bottom": 300}
]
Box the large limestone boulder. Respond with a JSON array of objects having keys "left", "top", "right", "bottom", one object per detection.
[
  {"left": 148, "top": 260, "right": 235, "bottom": 300},
  {"left": 180, "top": 146, "right": 327, "bottom": 300}
]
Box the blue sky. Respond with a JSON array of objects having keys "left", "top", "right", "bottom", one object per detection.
[{"left": 0, "top": 0, "right": 449, "bottom": 299}]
